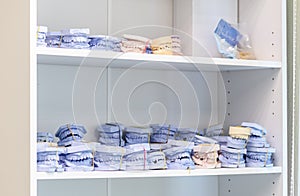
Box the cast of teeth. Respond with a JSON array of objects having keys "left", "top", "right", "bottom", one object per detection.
[{"left": 55, "top": 124, "right": 87, "bottom": 147}]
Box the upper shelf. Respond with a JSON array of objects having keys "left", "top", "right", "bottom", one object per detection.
[
  {"left": 36, "top": 166, "right": 282, "bottom": 180},
  {"left": 37, "top": 48, "right": 282, "bottom": 72}
]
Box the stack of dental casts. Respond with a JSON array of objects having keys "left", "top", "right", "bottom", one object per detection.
[
  {"left": 151, "top": 35, "right": 182, "bottom": 55},
  {"left": 55, "top": 124, "right": 87, "bottom": 147},
  {"left": 60, "top": 29, "right": 90, "bottom": 49},
  {"left": 97, "top": 123, "right": 125, "bottom": 146},
  {"left": 46, "top": 29, "right": 90, "bottom": 49},
  {"left": 37, "top": 142, "right": 64, "bottom": 172},
  {"left": 37, "top": 122, "right": 276, "bottom": 173},
  {"left": 36, "top": 26, "right": 47, "bottom": 47},
  {"left": 163, "top": 140, "right": 195, "bottom": 170},
  {"left": 94, "top": 145, "right": 126, "bottom": 171},
  {"left": 192, "top": 135, "right": 221, "bottom": 169},
  {"left": 124, "top": 126, "right": 151, "bottom": 145},
  {"left": 63, "top": 143, "right": 94, "bottom": 171},
  {"left": 124, "top": 143, "right": 150, "bottom": 170},
  {"left": 37, "top": 26, "right": 182, "bottom": 55},
  {"left": 242, "top": 122, "right": 276, "bottom": 167},
  {"left": 219, "top": 126, "right": 251, "bottom": 168},
  {"left": 120, "top": 34, "right": 152, "bottom": 53},
  {"left": 88, "top": 35, "right": 122, "bottom": 52},
  {"left": 150, "top": 124, "right": 177, "bottom": 143}
]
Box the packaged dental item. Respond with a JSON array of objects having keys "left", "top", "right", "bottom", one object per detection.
[{"left": 214, "top": 19, "right": 255, "bottom": 59}]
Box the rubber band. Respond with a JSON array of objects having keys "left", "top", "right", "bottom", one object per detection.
[
  {"left": 67, "top": 124, "right": 76, "bottom": 141},
  {"left": 119, "top": 149, "right": 125, "bottom": 170},
  {"left": 264, "top": 149, "right": 269, "bottom": 167},
  {"left": 58, "top": 35, "right": 63, "bottom": 48},
  {"left": 143, "top": 148, "right": 146, "bottom": 170},
  {"left": 166, "top": 125, "right": 171, "bottom": 143},
  {"left": 237, "top": 151, "right": 240, "bottom": 168}
]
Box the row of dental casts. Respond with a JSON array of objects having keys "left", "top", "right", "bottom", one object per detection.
[
  {"left": 37, "top": 122, "right": 275, "bottom": 172},
  {"left": 37, "top": 26, "right": 181, "bottom": 55}
]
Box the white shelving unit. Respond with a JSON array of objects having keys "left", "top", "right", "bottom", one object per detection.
[
  {"left": 37, "top": 47, "right": 281, "bottom": 71},
  {"left": 36, "top": 167, "right": 282, "bottom": 180},
  {"left": 31, "top": 0, "right": 287, "bottom": 196}
]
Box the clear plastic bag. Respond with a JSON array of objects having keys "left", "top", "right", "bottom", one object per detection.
[{"left": 214, "top": 19, "right": 255, "bottom": 59}]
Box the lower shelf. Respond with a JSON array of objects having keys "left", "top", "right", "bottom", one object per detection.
[{"left": 36, "top": 166, "right": 282, "bottom": 180}]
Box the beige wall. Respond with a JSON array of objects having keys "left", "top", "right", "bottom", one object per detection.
[{"left": 0, "top": 1, "right": 30, "bottom": 196}]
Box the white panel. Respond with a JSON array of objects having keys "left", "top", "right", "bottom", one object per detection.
[
  {"left": 173, "top": 0, "right": 193, "bottom": 56},
  {"left": 222, "top": 69, "right": 283, "bottom": 166},
  {"left": 109, "top": 177, "right": 218, "bottom": 196},
  {"left": 192, "top": 0, "right": 238, "bottom": 57},
  {"left": 239, "top": 0, "right": 282, "bottom": 61},
  {"left": 219, "top": 174, "right": 282, "bottom": 196},
  {"left": 38, "top": 179, "right": 107, "bottom": 196},
  {"left": 37, "top": 64, "right": 107, "bottom": 142},
  {"left": 109, "top": 0, "right": 173, "bottom": 38},
  {"left": 37, "top": 0, "right": 108, "bottom": 34},
  {"left": 108, "top": 66, "right": 218, "bottom": 129}
]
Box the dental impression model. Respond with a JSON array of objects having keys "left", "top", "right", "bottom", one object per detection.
[
  {"left": 37, "top": 143, "right": 64, "bottom": 172},
  {"left": 124, "top": 143, "right": 150, "bottom": 170},
  {"left": 55, "top": 124, "right": 87, "bottom": 147},
  {"left": 97, "top": 123, "right": 125, "bottom": 146},
  {"left": 124, "top": 126, "right": 152, "bottom": 145},
  {"left": 163, "top": 146, "right": 195, "bottom": 170},
  {"left": 94, "top": 144, "right": 126, "bottom": 171},
  {"left": 192, "top": 143, "right": 221, "bottom": 169},
  {"left": 63, "top": 144, "right": 94, "bottom": 172},
  {"left": 150, "top": 124, "right": 178, "bottom": 143}
]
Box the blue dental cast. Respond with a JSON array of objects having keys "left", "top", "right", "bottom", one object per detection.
[
  {"left": 241, "top": 122, "right": 275, "bottom": 167},
  {"left": 124, "top": 143, "right": 150, "bottom": 170},
  {"left": 37, "top": 132, "right": 54, "bottom": 143},
  {"left": 219, "top": 146, "right": 247, "bottom": 168},
  {"left": 246, "top": 147, "right": 275, "bottom": 167},
  {"left": 94, "top": 145, "right": 126, "bottom": 171},
  {"left": 205, "top": 124, "right": 224, "bottom": 137},
  {"left": 150, "top": 124, "right": 178, "bottom": 143},
  {"left": 163, "top": 146, "right": 195, "bottom": 170},
  {"left": 63, "top": 144, "right": 94, "bottom": 172},
  {"left": 175, "top": 128, "right": 198, "bottom": 142},
  {"left": 88, "top": 35, "right": 122, "bottom": 52},
  {"left": 241, "top": 122, "right": 267, "bottom": 137},
  {"left": 45, "top": 32, "right": 62, "bottom": 48},
  {"left": 226, "top": 137, "right": 247, "bottom": 149},
  {"left": 193, "top": 135, "right": 218, "bottom": 146},
  {"left": 124, "top": 126, "right": 151, "bottom": 145},
  {"left": 60, "top": 29, "right": 90, "bottom": 49},
  {"left": 55, "top": 124, "right": 87, "bottom": 147},
  {"left": 37, "top": 143, "right": 64, "bottom": 172},
  {"left": 148, "top": 151, "right": 167, "bottom": 170},
  {"left": 97, "top": 123, "right": 125, "bottom": 146}
]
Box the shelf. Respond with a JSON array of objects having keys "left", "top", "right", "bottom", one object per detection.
[
  {"left": 36, "top": 166, "right": 282, "bottom": 180},
  {"left": 37, "top": 47, "right": 281, "bottom": 72}
]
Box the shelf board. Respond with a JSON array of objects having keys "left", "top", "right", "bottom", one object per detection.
[
  {"left": 37, "top": 47, "right": 281, "bottom": 72},
  {"left": 36, "top": 166, "right": 282, "bottom": 180}
]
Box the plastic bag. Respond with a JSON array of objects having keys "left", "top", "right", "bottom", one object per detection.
[{"left": 214, "top": 19, "right": 255, "bottom": 59}]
